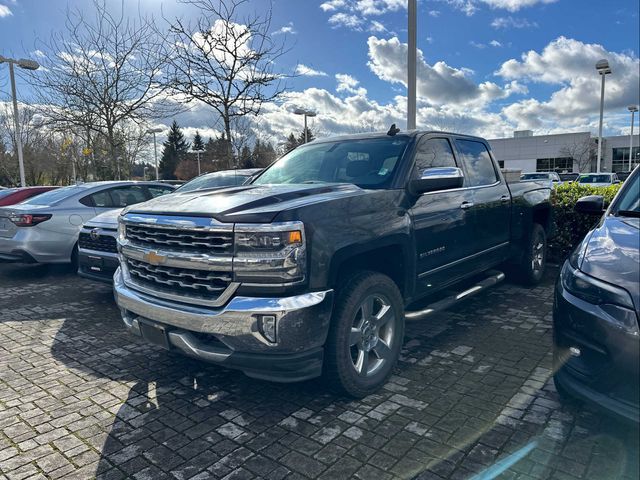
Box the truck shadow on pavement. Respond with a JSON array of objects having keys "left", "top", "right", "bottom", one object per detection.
[{"left": 3, "top": 262, "right": 635, "bottom": 480}]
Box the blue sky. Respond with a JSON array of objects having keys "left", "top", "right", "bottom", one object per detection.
[{"left": 1, "top": 0, "right": 639, "bottom": 144}]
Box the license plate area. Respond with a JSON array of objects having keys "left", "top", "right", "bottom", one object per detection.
[
  {"left": 87, "top": 255, "right": 104, "bottom": 272},
  {"left": 138, "top": 319, "right": 171, "bottom": 350}
]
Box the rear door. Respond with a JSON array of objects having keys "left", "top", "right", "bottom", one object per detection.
[
  {"left": 453, "top": 138, "right": 511, "bottom": 266},
  {"left": 408, "top": 136, "right": 477, "bottom": 294}
]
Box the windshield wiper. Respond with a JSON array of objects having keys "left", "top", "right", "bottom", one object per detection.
[{"left": 615, "top": 210, "right": 640, "bottom": 218}]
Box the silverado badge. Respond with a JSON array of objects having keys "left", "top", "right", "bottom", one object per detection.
[{"left": 143, "top": 250, "right": 167, "bottom": 265}]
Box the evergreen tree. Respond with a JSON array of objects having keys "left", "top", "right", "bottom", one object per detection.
[
  {"left": 192, "top": 130, "right": 205, "bottom": 152},
  {"left": 204, "top": 133, "right": 232, "bottom": 170},
  {"left": 239, "top": 146, "right": 253, "bottom": 168},
  {"left": 252, "top": 139, "right": 277, "bottom": 168},
  {"left": 297, "top": 127, "right": 315, "bottom": 145},
  {"left": 158, "top": 120, "right": 190, "bottom": 179},
  {"left": 284, "top": 133, "right": 298, "bottom": 153}
]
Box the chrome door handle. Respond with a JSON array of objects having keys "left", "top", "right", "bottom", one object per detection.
[
  {"left": 500, "top": 195, "right": 510, "bottom": 203},
  {"left": 460, "top": 201, "right": 474, "bottom": 210}
]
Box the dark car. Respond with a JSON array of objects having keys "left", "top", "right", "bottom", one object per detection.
[
  {"left": 553, "top": 166, "right": 639, "bottom": 423},
  {"left": 174, "top": 168, "right": 262, "bottom": 193},
  {"left": 0, "top": 186, "right": 59, "bottom": 206},
  {"left": 559, "top": 173, "right": 579, "bottom": 183}
]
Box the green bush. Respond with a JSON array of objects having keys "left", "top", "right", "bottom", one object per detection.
[{"left": 549, "top": 182, "right": 622, "bottom": 262}]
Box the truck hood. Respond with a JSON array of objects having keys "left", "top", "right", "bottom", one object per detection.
[
  {"left": 84, "top": 208, "right": 123, "bottom": 228},
  {"left": 580, "top": 215, "right": 640, "bottom": 313},
  {"left": 124, "top": 183, "right": 369, "bottom": 223}
]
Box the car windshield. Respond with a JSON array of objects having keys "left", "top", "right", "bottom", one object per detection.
[
  {"left": 521, "top": 173, "right": 549, "bottom": 180},
  {"left": 20, "top": 185, "right": 86, "bottom": 205},
  {"left": 0, "top": 188, "right": 17, "bottom": 200},
  {"left": 176, "top": 172, "right": 251, "bottom": 193},
  {"left": 578, "top": 174, "right": 611, "bottom": 184},
  {"left": 611, "top": 172, "right": 639, "bottom": 215},
  {"left": 252, "top": 137, "right": 410, "bottom": 189}
]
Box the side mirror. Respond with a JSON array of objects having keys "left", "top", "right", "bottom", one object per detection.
[
  {"left": 575, "top": 195, "right": 604, "bottom": 215},
  {"left": 408, "top": 167, "right": 464, "bottom": 195}
]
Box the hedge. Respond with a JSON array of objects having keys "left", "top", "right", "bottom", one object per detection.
[{"left": 548, "top": 182, "right": 622, "bottom": 263}]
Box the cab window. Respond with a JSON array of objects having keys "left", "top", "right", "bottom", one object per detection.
[
  {"left": 413, "top": 138, "right": 457, "bottom": 177},
  {"left": 454, "top": 139, "right": 498, "bottom": 187}
]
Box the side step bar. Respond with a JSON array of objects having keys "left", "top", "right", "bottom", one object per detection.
[{"left": 405, "top": 270, "right": 505, "bottom": 321}]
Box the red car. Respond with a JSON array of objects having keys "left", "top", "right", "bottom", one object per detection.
[{"left": 0, "top": 186, "right": 59, "bottom": 206}]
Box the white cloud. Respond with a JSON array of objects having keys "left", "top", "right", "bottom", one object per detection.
[
  {"left": 496, "top": 37, "right": 640, "bottom": 129},
  {"left": 470, "top": 41, "right": 486, "bottom": 49},
  {"left": 295, "top": 64, "right": 328, "bottom": 77},
  {"left": 428, "top": 10, "right": 441, "bottom": 17},
  {"left": 366, "top": 36, "right": 517, "bottom": 106},
  {"left": 336, "top": 73, "right": 368, "bottom": 95},
  {"left": 368, "top": 20, "right": 387, "bottom": 32},
  {"left": 328, "top": 12, "right": 363, "bottom": 29},
  {"left": 442, "top": 0, "right": 556, "bottom": 15},
  {"left": 320, "top": 0, "right": 347, "bottom": 12},
  {"left": 354, "top": 0, "right": 406, "bottom": 15},
  {"left": 480, "top": 0, "right": 557, "bottom": 11},
  {"left": 491, "top": 16, "right": 537, "bottom": 28},
  {"left": 273, "top": 22, "right": 296, "bottom": 35},
  {"left": 489, "top": 40, "right": 502, "bottom": 47},
  {"left": 0, "top": 5, "right": 12, "bottom": 17}
]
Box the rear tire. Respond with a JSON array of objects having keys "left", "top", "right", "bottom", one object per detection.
[
  {"left": 71, "top": 243, "right": 79, "bottom": 270},
  {"left": 323, "top": 271, "right": 404, "bottom": 398},
  {"left": 516, "top": 223, "right": 546, "bottom": 285}
]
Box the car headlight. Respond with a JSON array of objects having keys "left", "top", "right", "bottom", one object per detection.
[
  {"left": 117, "top": 218, "right": 126, "bottom": 242},
  {"left": 561, "top": 262, "right": 639, "bottom": 335},
  {"left": 234, "top": 222, "right": 306, "bottom": 285}
]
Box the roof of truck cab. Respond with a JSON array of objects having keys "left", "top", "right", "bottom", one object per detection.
[{"left": 308, "top": 130, "right": 488, "bottom": 145}]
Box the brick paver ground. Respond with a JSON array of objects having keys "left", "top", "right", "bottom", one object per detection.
[{"left": 0, "top": 263, "right": 638, "bottom": 480}]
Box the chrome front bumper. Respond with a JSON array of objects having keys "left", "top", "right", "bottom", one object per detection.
[{"left": 114, "top": 268, "right": 334, "bottom": 381}]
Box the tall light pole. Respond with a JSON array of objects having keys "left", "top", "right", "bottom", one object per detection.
[
  {"left": 293, "top": 108, "right": 317, "bottom": 143},
  {"left": 407, "top": 0, "right": 417, "bottom": 130},
  {"left": 0, "top": 55, "right": 40, "bottom": 187},
  {"left": 147, "top": 127, "right": 163, "bottom": 180},
  {"left": 191, "top": 149, "right": 202, "bottom": 176},
  {"left": 628, "top": 105, "right": 638, "bottom": 172},
  {"left": 595, "top": 59, "right": 611, "bottom": 173}
]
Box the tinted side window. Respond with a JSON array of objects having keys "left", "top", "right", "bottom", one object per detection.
[
  {"left": 147, "top": 186, "right": 174, "bottom": 198},
  {"left": 455, "top": 140, "right": 498, "bottom": 187},
  {"left": 108, "top": 186, "right": 147, "bottom": 207},
  {"left": 90, "top": 190, "right": 112, "bottom": 207},
  {"left": 413, "top": 138, "right": 456, "bottom": 176}
]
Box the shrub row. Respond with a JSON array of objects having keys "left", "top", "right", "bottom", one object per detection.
[{"left": 548, "top": 182, "right": 622, "bottom": 263}]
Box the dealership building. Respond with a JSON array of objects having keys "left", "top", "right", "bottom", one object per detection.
[{"left": 488, "top": 130, "right": 639, "bottom": 174}]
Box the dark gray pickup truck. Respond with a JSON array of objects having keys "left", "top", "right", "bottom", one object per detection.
[{"left": 114, "top": 130, "right": 552, "bottom": 396}]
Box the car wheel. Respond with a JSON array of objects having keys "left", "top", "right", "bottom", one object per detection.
[
  {"left": 323, "top": 271, "right": 404, "bottom": 398},
  {"left": 71, "top": 243, "right": 79, "bottom": 269},
  {"left": 518, "top": 223, "right": 546, "bottom": 285}
]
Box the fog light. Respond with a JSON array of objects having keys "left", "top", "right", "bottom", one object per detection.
[
  {"left": 258, "top": 315, "right": 277, "bottom": 343},
  {"left": 569, "top": 346, "right": 581, "bottom": 357}
]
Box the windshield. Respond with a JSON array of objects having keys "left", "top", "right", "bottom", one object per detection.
[
  {"left": 521, "top": 173, "right": 549, "bottom": 180},
  {"left": 579, "top": 174, "right": 611, "bottom": 184},
  {"left": 20, "top": 185, "right": 86, "bottom": 205},
  {"left": 611, "top": 171, "right": 639, "bottom": 215},
  {"left": 252, "top": 137, "right": 410, "bottom": 189},
  {"left": 176, "top": 172, "right": 251, "bottom": 193}
]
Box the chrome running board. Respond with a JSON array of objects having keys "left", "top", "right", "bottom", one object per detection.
[{"left": 405, "top": 270, "right": 505, "bottom": 321}]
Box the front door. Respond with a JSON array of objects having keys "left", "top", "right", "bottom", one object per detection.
[{"left": 408, "top": 136, "right": 477, "bottom": 296}]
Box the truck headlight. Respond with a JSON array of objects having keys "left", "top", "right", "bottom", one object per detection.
[
  {"left": 234, "top": 222, "right": 306, "bottom": 285},
  {"left": 561, "top": 262, "right": 639, "bottom": 335}
]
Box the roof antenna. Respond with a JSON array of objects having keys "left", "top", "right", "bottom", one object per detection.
[{"left": 387, "top": 123, "right": 400, "bottom": 136}]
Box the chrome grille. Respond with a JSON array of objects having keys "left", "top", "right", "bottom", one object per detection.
[
  {"left": 125, "top": 258, "right": 232, "bottom": 301},
  {"left": 125, "top": 224, "right": 233, "bottom": 254}
]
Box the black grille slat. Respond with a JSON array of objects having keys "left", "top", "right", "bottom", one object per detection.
[
  {"left": 79, "top": 232, "right": 118, "bottom": 253},
  {"left": 125, "top": 225, "right": 233, "bottom": 254},
  {"left": 126, "top": 258, "right": 231, "bottom": 300}
]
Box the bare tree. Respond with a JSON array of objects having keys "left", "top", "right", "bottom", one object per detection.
[
  {"left": 166, "top": 0, "right": 289, "bottom": 168},
  {"left": 559, "top": 138, "right": 596, "bottom": 173},
  {"left": 27, "top": 0, "right": 175, "bottom": 177}
]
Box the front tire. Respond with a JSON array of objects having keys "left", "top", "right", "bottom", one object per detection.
[{"left": 323, "top": 271, "right": 404, "bottom": 398}]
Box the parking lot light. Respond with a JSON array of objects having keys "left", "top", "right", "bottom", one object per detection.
[
  {"left": 595, "top": 59, "right": 612, "bottom": 173},
  {"left": 628, "top": 105, "right": 638, "bottom": 172},
  {"left": 0, "top": 55, "right": 41, "bottom": 187},
  {"left": 146, "top": 127, "right": 163, "bottom": 180},
  {"left": 293, "top": 108, "right": 317, "bottom": 143}
]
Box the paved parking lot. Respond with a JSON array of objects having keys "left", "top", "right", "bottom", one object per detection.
[{"left": 0, "top": 263, "right": 638, "bottom": 480}]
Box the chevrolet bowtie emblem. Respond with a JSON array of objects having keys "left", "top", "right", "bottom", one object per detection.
[{"left": 143, "top": 250, "right": 167, "bottom": 265}]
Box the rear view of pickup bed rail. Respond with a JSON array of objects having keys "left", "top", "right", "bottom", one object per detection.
[{"left": 114, "top": 128, "right": 552, "bottom": 397}]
